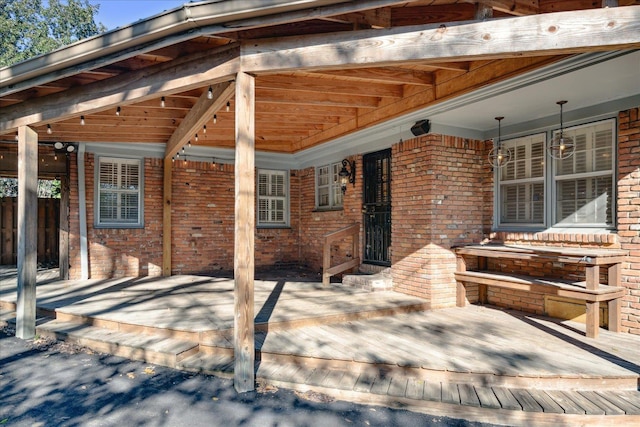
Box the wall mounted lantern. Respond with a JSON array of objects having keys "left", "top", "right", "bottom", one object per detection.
[{"left": 338, "top": 158, "right": 356, "bottom": 194}]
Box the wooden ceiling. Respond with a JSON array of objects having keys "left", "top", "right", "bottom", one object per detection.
[{"left": 1, "top": 0, "right": 639, "bottom": 154}]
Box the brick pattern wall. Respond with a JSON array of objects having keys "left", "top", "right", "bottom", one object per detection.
[
  {"left": 391, "top": 135, "right": 484, "bottom": 306},
  {"left": 69, "top": 155, "right": 164, "bottom": 279},
  {"left": 69, "top": 157, "right": 301, "bottom": 279},
  {"left": 298, "top": 158, "right": 363, "bottom": 275},
  {"left": 618, "top": 107, "right": 640, "bottom": 335}
]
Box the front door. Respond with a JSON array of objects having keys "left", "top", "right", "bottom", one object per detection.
[{"left": 362, "top": 149, "right": 391, "bottom": 266}]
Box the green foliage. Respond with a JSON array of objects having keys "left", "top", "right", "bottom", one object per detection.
[
  {"left": 0, "top": 178, "right": 60, "bottom": 198},
  {"left": 0, "top": 0, "right": 106, "bottom": 67}
]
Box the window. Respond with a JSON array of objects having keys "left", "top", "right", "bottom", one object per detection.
[
  {"left": 96, "top": 157, "right": 143, "bottom": 228},
  {"left": 498, "top": 134, "right": 546, "bottom": 226},
  {"left": 496, "top": 118, "right": 615, "bottom": 230},
  {"left": 554, "top": 120, "right": 615, "bottom": 226},
  {"left": 316, "top": 162, "right": 343, "bottom": 209},
  {"left": 257, "top": 169, "right": 288, "bottom": 227}
]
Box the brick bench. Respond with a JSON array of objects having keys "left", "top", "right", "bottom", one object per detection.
[{"left": 454, "top": 244, "right": 627, "bottom": 339}]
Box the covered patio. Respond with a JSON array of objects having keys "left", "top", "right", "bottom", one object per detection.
[{"left": 1, "top": 268, "right": 639, "bottom": 425}]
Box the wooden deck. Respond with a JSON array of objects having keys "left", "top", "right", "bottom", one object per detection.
[{"left": 1, "top": 267, "right": 639, "bottom": 425}]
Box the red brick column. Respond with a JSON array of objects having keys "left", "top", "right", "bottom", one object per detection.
[{"left": 618, "top": 106, "right": 640, "bottom": 335}]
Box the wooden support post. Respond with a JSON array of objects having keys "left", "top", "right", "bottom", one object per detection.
[
  {"left": 16, "top": 126, "right": 38, "bottom": 339},
  {"left": 234, "top": 72, "right": 255, "bottom": 393},
  {"left": 585, "top": 265, "right": 599, "bottom": 291},
  {"left": 585, "top": 301, "right": 599, "bottom": 339},
  {"left": 607, "top": 262, "right": 621, "bottom": 287},
  {"left": 608, "top": 298, "right": 621, "bottom": 333},
  {"left": 456, "top": 255, "right": 466, "bottom": 307},
  {"left": 59, "top": 174, "right": 70, "bottom": 280},
  {"left": 162, "top": 156, "right": 172, "bottom": 276}
]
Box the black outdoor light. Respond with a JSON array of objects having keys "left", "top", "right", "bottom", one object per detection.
[
  {"left": 338, "top": 158, "right": 355, "bottom": 194},
  {"left": 53, "top": 142, "right": 76, "bottom": 153}
]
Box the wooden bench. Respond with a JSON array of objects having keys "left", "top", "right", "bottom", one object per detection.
[{"left": 454, "top": 244, "right": 627, "bottom": 339}]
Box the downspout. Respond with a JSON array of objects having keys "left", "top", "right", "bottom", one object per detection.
[{"left": 77, "top": 144, "right": 89, "bottom": 280}]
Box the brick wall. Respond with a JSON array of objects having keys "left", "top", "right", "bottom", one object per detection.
[
  {"left": 69, "top": 156, "right": 301, "bottom": 279},
  {"left": 618, "top": 107, "right": 640, "bottom": 335},
  {"left": 391, "top": 135, "right": 485, "bottom": 306},
  {"left": 298, "top": 158, "right": 363, "bottom": 275}
]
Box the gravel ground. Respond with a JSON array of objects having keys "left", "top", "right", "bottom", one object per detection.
[{"left": 0, "top": 327, "right": 492, "bottom": 427}]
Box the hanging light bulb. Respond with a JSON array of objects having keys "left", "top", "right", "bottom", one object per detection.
[
  {"left": 161, "top": 97, "right": 166, "bottom": 108},
  {"left": 188, "top": 140, "right": 192, "bottom": 148},
  {"left": 182, "top": 146, "right": 185, "bottom": 154},
  {"left": 488, "top": 116, "right": 511, "bottom": 168},
  {"left": 176, "top": 152, "right": 180, "bottom": 159},
  {"left": 203, "top": 125, "right": 207, "bottom": 134},
  {"left": 47, "top": 124, "right": 52, "bottom": 134},
  {"left": 80, "top": 116, "right": 85, "bottom": 126},
  {"left": 195, "top": 134, "right": 198, "bottom": 142},
  {"left": 54, "top": 153, "right": 58, "bottom": 161},
  {"left": 226, "top": 101, "right": 230, "bottom": 112},
  {"left": 116, "top": 106, "right": 121, "bottom": 116},
  {"left": 207, "top": 86, "right": 213, "bottom": 99},
  {"left": 548, "top": 100, "right": 575, "bottom": 160},
  {"left": 213, "top": 114, "right": 217, "bottom": 124},
  {"left": 172, "top": 156, "right": 175, "bottom": 163}
]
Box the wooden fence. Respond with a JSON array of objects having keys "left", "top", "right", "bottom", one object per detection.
[{"left": 0, "top": 197, "right": 59, "bottom": 265}]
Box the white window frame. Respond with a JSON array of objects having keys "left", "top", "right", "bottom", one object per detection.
[
  {"left": 494, "top": 118, "right": 616, "bottom": 231},
  {"left": 95, "top": 156, "right": 144, "bottom": 228},
  {"left": 315, "top": 162, "right": 344, "bottom": 210},
  {"left": 496, "top": 133, "right": 546, "bottom": 228},
  {"left": 552, "top": 119, "right": 616, "bottom": 228},
  {"left": 257, "top": 169, "right": 289, "bottom": 227}
]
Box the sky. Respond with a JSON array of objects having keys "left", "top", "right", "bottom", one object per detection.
[{"left": 89, "top": 0, "right": 189, "bottom": 30}]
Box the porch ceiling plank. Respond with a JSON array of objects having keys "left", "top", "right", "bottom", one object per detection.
[
  {"left": 256, "top": 88, "right": 381, "bottom": 108},
  {"left": 464, "top": 0, "right": 540, "bottom": 16},
  {"left": 164, "top": 81, "right": 236, "bottom": 159},
  {"left": 403, "top": 61, "right": 471, "bottom": 72},
  {"left": 0, "top": 44, "right": 241, "bottom": 133},
  {"left": 306, "top": 67, "right": 435, "bottom": 86},
  {"left": 293, "top": 55, "right": 562, "bottom": 152},
  {"left": 255, "top": 103, "right": 358, "bottom": 117},
  {"left": 240, "top": 6, "right": 640, "bottom": 72},
  {"left": 255, "top": 75, "right": 404, "bottom": 98}
]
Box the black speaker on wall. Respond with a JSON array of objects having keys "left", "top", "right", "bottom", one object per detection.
[{"left": 410, "top": 119, "right": 431, "bottom": 136}]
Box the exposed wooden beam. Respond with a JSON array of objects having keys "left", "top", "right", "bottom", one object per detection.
[
  {"left": 1, "top": 44, "right": 240, "bottom": 132},
  {"left": 466, "top": 1, "right": 539, "bottom": 16},
  {"left": 256, "top": 75, "right": 403, "bottom": 98},
  {"left": 475, "top": 2, "right": 494, "bottom": 20},
  {"left": 234, "top": 71, "right": 255, "bottom": 393},
  {"left": 164, "top": 81, "right": 235, "bottom": 159},
  {"left": 241, "top": 6, "right": 640, "bottom": 72},
  {"left": 308, "top": 67, "right": 434, "bottom": 85},
  {"left": 16, "top": 126, "right": 38, "bottom": 339}
]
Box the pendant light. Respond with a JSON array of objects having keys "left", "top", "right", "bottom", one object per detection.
[
  {"left": 488, "top": 116, "right": 511, "bottom": 168},
  {"left": 548, "top": 100, "right": 575, "bottom": 160}
]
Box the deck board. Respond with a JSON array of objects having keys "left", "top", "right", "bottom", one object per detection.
[
  {"left": 492, "top": 387, "right": 522, "bottom": 410},
  {"left": 578, "top": 390, "right": 626, "bottom": 415},
  {"left": 474, "top": 386, "right": 501, "bottom": 409}
]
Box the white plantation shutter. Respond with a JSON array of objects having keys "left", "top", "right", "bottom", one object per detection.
[
  {"left": 554, "top": 120, "right": 614, "bottom": 226},
  {"left": 257, "top": 169, "right": 288, "bottom": 226},
  {"left": 498, "top": 134, "right": 545, "bottom": 226},
  {"left": 97, "top": 157, "right": 143, "bottom": 227}
]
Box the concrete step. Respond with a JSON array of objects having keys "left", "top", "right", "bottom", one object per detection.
[
  {"left": 342, "top": 267, "right": 392, "bottom": 291},
  {"left": 36, "top": 319, "right": 199, "bottom": 368}
]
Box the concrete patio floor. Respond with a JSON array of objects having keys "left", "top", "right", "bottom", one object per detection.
[{"left": 1, "top": 267, "right": 639, "bottom": 425}]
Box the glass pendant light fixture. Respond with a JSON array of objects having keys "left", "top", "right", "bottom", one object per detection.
[
  {"left": 548, "top": 100, "right": 575, "bottom": 160},
  {"left": 488, "top": 116, "right": 511, "bottom": 168}
]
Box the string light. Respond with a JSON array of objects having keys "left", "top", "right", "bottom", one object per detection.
[
  {"left": 207, "top": 86, "right": 213, "bottom": 99},
  {"left": 203, "top": 125, "right": 207, "bottom": 134},
  {"left": 176, "top": 152, "right": 180, "bottom": 159},
  {"left": 194, "top": 134, "right": 198, "bottom": 142},
  {"left": 47, "top": 124, "right": 52, "bottom": 134},
  {"left": 80, "top": 116, "right": 85, "bottom": 125},
  {"left": 226, "top": 101, "right": 230, "bottom": 112},
  {"left": 116, "top": 106, "right": 121, "bottom": 116},
  {"left": 161, "top": 97, "right": 165, "bottom": 108},
  {"left": 213, "top": 114, "right": 217, "bottom": 124},
  {"left": 182, "top": 146, "right": 185, "bottom": 154},
  {"left": 172, "top": 156, "right": 175, "bottom": 163},
  {"left": 188, "top": 140, "right": 192, "bottom": 148}
]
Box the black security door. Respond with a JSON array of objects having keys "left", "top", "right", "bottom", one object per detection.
[{"left": 362, "top": 149, "right": 391, "bottom": 266}]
